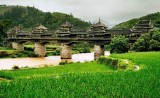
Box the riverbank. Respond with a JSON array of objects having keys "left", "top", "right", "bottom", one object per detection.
[{"left": 0, "top": 51, "right": 110, "bottom": 70}]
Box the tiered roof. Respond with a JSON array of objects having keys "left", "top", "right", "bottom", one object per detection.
[
  {"left": 7, "top": 25, "right": 22, "bottom": 35},
  {"left": 59, "top": 21, "right": 73, "bottom": 33},
  {"left": 33, "top": 24, "right": 48, "bottom": 34},
  {"left": 35, "top": 24, "right": 48, "bottom": 30},
  {"left": 131, "top": 20, "right": 153, "bottom": 33},
  {"left": 61, "top": 21, "right": 72, "bottom": 28},
  {"left": 90, "top": 18, "right": 107, "bottom": 33}
]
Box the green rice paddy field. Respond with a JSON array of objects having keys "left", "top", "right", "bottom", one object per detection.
[{"left": 0, "top": 52, "right": 160, "bottom": 98}]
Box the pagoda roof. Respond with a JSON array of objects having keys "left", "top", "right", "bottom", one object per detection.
[
  {"left": 137, "top": 20, "right": 151, "bottom": 24},
  {"left": 7, "top": 26, "right": 22, "bottom": 35},
  {"left": 13, "top": 26, "right": 21, "bottom": 30},
  {"left": 61, "top": 21, "right": 72, "bottom": 28},
  {"left": 91, "top": 18, "right": 107, "bottom": 27},
  {"left": 35, "top": 24, "right": 48, "bottom": 30},
  {"left": 92, "top": 21, "right": 106, "bottom": 27}
]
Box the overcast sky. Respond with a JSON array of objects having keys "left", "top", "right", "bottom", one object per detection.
[{"left": 1, "top": 0, "right": 160, "bottom": 26}]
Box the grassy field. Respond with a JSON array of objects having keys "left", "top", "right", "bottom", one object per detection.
[{"left": 0, "top": 52, "right": 160, "bottom": 97}]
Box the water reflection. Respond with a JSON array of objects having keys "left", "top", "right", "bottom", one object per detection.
[{"left": 0, "top": 52, "right": 110, "bottom": 70}]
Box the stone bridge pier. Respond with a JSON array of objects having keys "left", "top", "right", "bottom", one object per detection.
[
  {"left": 94, "top": 44, "right": 105, "bottom": 60},
  {"left": 34, "top": 43, "right": 46, "bottom": 57},
  {"left": 61, "top": 43, "right": 72, "bottom": 59},
  {"left": 12, "top": 42, "right": 24, "bottom": 51}
]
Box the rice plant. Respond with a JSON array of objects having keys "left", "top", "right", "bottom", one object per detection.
[{"left": 0, "top": 52, "right": 160, "bottom": 98}]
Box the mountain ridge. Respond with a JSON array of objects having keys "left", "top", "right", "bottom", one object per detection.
[
  {"left": 0, "top": 5, "right": 91, "bottom": 30},
  {"left": 112, "top": 12, "right": 160, "bottom": 29}
]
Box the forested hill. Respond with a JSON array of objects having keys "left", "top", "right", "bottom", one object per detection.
[
  {"left": 112, "top": 12, "right": 160, "bottom": 29},
  {"left": 0, "top": 5, "right": 90, "bottom": 30}
]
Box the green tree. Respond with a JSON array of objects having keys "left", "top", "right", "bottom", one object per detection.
[
  {"left": 152, "top": 29, "right": 160, "bottom": 41},
  {"left": 110, "top": 35, "right": 129, "bottom": 54},
  {"left": 149, "top": 39, "right": 160, "bottom": 51},
  {"left": 132, "top": 33, "right": 151, "bottom": 52},
  {"left": 149, "top": 29, "right": 160, "bottom": 51},
  {"left": 0, "top": 19, "right": 12, "bottom": 42},
  {"left": 73, "top": 42, "right": 91, "bottom": 53},
  {"left": 0, "top": 6, "right": 90, "bottom": 30}
]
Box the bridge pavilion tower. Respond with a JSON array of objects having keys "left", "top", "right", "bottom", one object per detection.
[
  {"left": 90, "top": 18, "right": 108, "bottom": 60},
  {"left": 7, "top": 25, "right": 25, "bottom": 51},
  {"left": 90, "top": 18, "right": 107, "bottom": 33},
  {"left": 131, "top": 20, "right": 153, "bottom": 41},
  {"left": 33, "top": 24, "right": 48, "bottom": 57},
  {"left": 58, "top": 21, "right": 73, "bottom": 59},
  {"left": 59, "top": 21, "right": 72, "bottom": 32}
]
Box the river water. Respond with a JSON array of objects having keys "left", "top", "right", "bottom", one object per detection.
[{"left": 0, "top": 52, "right": 110, "bottom": 70}]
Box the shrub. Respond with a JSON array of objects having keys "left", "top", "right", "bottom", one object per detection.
[
  {"left": 97, "top": 56, "right": 107, "bottom": 64},
  {"left": 46, "top": 46, "right": 56, "bottom": 51},
  {"left": 46, "top": 52, "right": 53, "bottom": 56},
  {"left": 28, "top": 52, "right": 38, "bottom": 57},
  {"left": 97, "top": 57, "right": 118, "bottom": 69},
  {"left": 24, "top": 47, "right": 34, "bottom": 51},
  {"left": 11, "top": 55, "right": 18, "bottom": 58},
  {"left": 110, "top": 35, "right": 129, "bottom": 54},
  {"left": 73, "top": 42, "right": 91, "bottom": 53},
  {"left": 59, "top": 61, "right": 68, "bottom": 65},
  {"left": 149, "top": 39, "right": 160, "bottom": 51},
  {"left": 151, "top": 29, "right": 160, "bottom": 41},
  {"left": 46, "top": 48, "right": 61, "bottom": 56},
  {"left": 117, "top": 60, "right": 128, "bottom": 69},
  {"left": 149, "top": 30, "right": 160, "bottom": 51},
  {"left": 54, "top": 48, "right": 60, "bottom": 55},
  {"left": 111, "top": 59, "right": 119, "bottom": 66},
  {"left": 0, "top": 51, "right": 8, "bottom": 57},
  {"left": 97, "top": 56, "right": 130, "bottom": 70},
  {"left": 81, "top": 48, "right": 90, "bottom": 53},
  {"left": 132, "top": 33, "right": 151, "bottom": 51},
  {"left": 12, "top": 65, "right": 20, "bottom": 70},
  {"left": 17, "top": 53, "right": 22, "bottom": 57},
  {"left": 104, "top": 45, "right": 111, "bottom": 51}
]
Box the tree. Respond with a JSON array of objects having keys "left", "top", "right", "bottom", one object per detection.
[
  {"left": 72, "top": 42, "right": 91, "bottom": 53},
  {"left": 149, "top": 29, "right": 160, "bottom": 51},
  {"left": 132, "top": 33, "right": 151, "bottom": 52},
  {"left": 149, "top": 39, "right": 160, "bottom": 51},
  {"left": 110, "top": 35, "right": 129, "bottom": 54},
  {"left": 0, "top": 20, "right": 13, "bottom": 42},
  {"left": 152, "top": 29, "right": 160, "bottom": 41}
]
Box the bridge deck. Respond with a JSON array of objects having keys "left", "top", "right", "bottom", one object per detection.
[{"left": 7, "top": 29, "right": 140, "bottom": 44}]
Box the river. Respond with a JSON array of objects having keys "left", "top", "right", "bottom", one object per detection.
[{"left": 0, "top": 51, "right": 110, "bottom": 70}]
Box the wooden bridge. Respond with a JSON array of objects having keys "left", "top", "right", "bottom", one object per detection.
[{"left": 7, "top": 20, "right": 152, "bottom": 59}]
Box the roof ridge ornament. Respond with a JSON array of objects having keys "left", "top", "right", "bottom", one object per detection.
[{"left": 99, "top": 17, "right": 102, "bottom": 23}]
